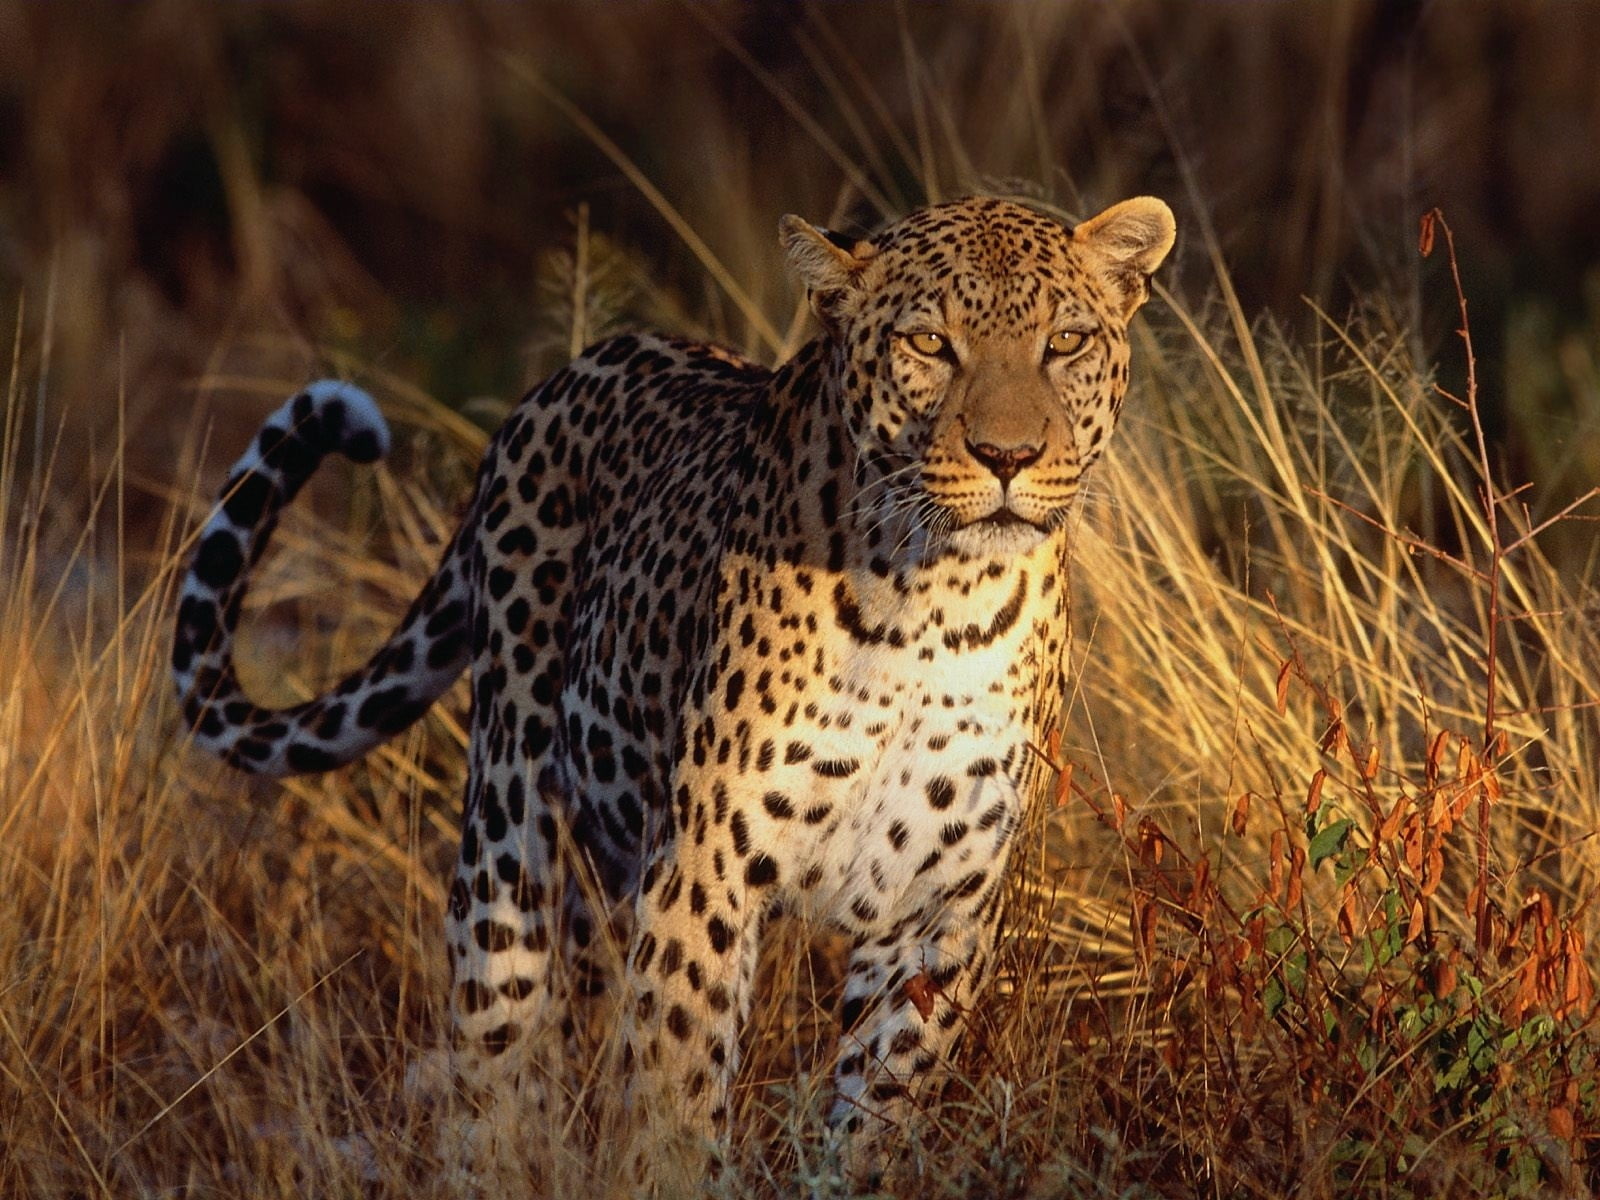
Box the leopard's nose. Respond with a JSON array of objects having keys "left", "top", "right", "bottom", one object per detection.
[{"left": 964, "top": 438, "right": 1043, "bottom": 485}]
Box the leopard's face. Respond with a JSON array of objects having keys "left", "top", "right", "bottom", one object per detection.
[{"left": 783, "top": 197, "right": 1175, "bottom": 559}]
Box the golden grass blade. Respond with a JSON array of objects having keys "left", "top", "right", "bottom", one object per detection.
[{"left": 113, "top": 951, "right": 362, "bottom": 1158}]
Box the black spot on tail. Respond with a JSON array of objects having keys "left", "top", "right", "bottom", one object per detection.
[
  {"left": 314, "top": 703, "right": 347, "bottom": 740},
  {"left": 357, "top": 685, "right": 431, "bottom": 735},
  {"left": 172, "top": 595, "right": 222, "bottom": 671},
  {"left": 286, "top": 743, "right": 341, "bottom": 773},
  {"left": 257, "top": 424, "right": 318, "bottom": 481},
  {"left": 344, "top": 429, "right": 383, "bottom": 463},
  {"left": 193, "top": 531, "right": 245, "bottom": 589},
  {"left": 319, "top": 399, "right": 347, "bottom": 445},
  {"left": 221, "top": 471, "right": 278, "bottom": 526}
]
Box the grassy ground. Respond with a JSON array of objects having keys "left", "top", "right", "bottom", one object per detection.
[{"left": 4, "top": 5, "right": 1600, "bottom": 1197}]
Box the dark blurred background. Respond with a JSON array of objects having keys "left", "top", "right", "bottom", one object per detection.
[{"left": 1, "top": 0, "right": 1597, "bottom": 515}]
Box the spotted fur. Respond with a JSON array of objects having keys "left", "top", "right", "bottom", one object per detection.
[{"left": 173, "top": 195, "right": 1175, "bottom": 1181}]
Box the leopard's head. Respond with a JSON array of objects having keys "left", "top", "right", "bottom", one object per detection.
[{"left": 783, "top": 196, "right": 1174, "bottom": 559}]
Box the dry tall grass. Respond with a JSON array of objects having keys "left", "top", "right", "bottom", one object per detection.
[
  {"left": 5, "top": 215, "right": 1598, "bottom": 1197},
  {"left": 4, "top": 6, "right": 1600, "bottom": 1198}
]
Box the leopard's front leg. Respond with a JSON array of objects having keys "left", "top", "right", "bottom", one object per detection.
[
  {"left": 620, "top": 812, "right": 768, "bottom": 1191},
  {"left": 827, "top": 902, "right": 1004, "bottom": 1181},
  {"left": 826, "top": 754, "right": 1025, "bottom": 1184}
]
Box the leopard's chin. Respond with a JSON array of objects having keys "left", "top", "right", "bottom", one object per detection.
[{"left": 944, "top": 514, "right": 1051, "bottom": 557}]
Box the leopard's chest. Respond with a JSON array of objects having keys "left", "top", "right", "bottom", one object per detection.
[
  {"left": 792, "top": 689, "right": 1029, "bottom": 935},
  {"left": 710, "top": 572, "right": 1053, "bottom": 933}
]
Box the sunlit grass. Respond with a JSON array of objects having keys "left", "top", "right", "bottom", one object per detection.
[
  {"left": 6, "top": 215, "right": 1597, "bottom": 1195},
  {"left": 4, "top": 9, "right": 1600, "bottom": 1197}
]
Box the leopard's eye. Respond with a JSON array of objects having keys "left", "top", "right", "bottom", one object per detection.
[
  {"left": 1046, "top": 330, "right": 1089, "bottom": 358},
  {"left": 906, "top": 331, "right": 950, "bottom": 359}
]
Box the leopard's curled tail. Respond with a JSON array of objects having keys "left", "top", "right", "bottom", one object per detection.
[{"left": 173, "top": 382, "right": 472, "bottom": 776}]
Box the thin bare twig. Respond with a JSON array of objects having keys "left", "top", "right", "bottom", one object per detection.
[
  {"left": 1421, "top": 208, "right": 1498, "bottom": 960},
  {"left": 1503, "top": 486, "right": 1600, "bottom": 556},
  {"left": 1305, "top": 485, "right": 1484, "bottom": 580}
]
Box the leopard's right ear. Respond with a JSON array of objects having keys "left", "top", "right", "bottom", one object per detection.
[{"left": 780, "top": 216, "right": 876, "bottom": 331}]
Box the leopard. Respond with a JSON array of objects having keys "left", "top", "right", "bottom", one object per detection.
[{"left": 172, "top": 194, "right": 1175, "bottom": 1187}]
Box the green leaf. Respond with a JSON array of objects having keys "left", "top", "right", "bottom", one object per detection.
[
  {"left": 1437, "top": 1056, "right": 1469, "bottom": 1090},
  {"left": 1356, "top": 1037, "right": 1381, "bottom": 1074},
  {"left": 1263, "top": 976, "right": 1286, "bottom": 1021},
  {"left": 1398, "top": 1006, "right": 1425, "bottom": 1037},
  {"left": 1308, "top": 817, "right": 1355, "bottom": 870},
  {"left": 1265, "top": 924, "right": 1299, "bottom": 957},
  {"left": 1284, "top": 952, "right": 1308, "bottom": 992},
  {"left": 1467, "top": 1021, "right": 1487, "bottom": 1056}
]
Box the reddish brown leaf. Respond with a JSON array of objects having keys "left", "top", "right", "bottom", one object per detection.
[
  {"left": 1139, "top": 817, "right": 1164, "bottom": 866},
  {"left": 1401, "top": 819, "right": 1427, "bottom": 876},
  {"left": 1230, "top": 791, "right": 1251, "bottom": 836},
  {"left": 1510, "top": 961, "right": 1539, "bottom": 1023},
  {"left": 1377, "top": 795, "right": 1406, "bottom": 841},
  {"left": 1421, "top": 845, "right": 1445, "bottom": 897},
  {"left": 1428, "top": 786, "right": 1451, "bottom": 829},
  {"left": 1405, "top": 896, "right": 1426, "bottom": 944},
  {"left": 1306, "top": 769, "right": 1326, "bottom": 816},
  {"left": 1054, "top": 761, "right": 1074, "bottom": 808},
  {"left": 1403, "top": 819, "right": 1425, "bottom": 873},
  {"left": 1433, "top": 955, "right": 1458, "bottom": 999},
  {"left": 1337, "top": 888, "right": 1358, "bottom": 944},
  {"left": 1133, "top": 893, "right": 1160, "bottom": 960},
  {"left": 901, "top": 971, "right": 939, "bottom": 1020},
  {"left": 1483, "top": 770, "right": 1503, "bottom": 805},
  {"left": 1550, "top": 1106, "right": 1575, "bottom": 1142}
]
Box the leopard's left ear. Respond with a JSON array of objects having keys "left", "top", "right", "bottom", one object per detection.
[
  {"left": 780, "top": 216, "right": 877, "bottom": 333},
  {"left": 1073, "top": 197, "right": 1176, "bottom": 317}
]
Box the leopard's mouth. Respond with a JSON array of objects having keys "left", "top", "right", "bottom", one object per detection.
[
  {"left": 944, "top": 508, "right": 1053, "bottom": 558},
  {"left": 973, "top": 506, "right": 1044, "bottom": 531}
]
